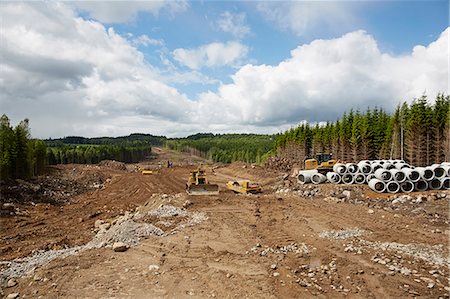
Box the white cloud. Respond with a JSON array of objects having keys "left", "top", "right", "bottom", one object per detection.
[
  {"left": 216, "top": 11, "right": 251, "bottom": 39},
  {"left": 173, "top": 41, "right": 249, "bottom": 70},
  {"left": 257, "top": 1, "right": 355, "bottom": 36},
  {"left": 72, "top": 0, "right": 188, "bottom": 23},
  {"left": 195, "top": 29, "right": 449, "bottom": 126},
  {"left": 131, "top": 34, "right": 164, "bottom": 47}
]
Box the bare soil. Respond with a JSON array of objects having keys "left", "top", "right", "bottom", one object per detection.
[{"left": 1, "top": 148, "right": 449, "bottom": 298}]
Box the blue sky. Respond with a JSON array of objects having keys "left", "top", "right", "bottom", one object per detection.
[{"left": 1, "top": 1, "right": 449, "bottom": 137}]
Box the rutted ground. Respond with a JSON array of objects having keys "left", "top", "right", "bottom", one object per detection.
[{"left": 1, "top": 149, "right": 449, "bottom": 298}]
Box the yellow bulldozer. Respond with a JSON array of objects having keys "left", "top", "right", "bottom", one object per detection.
[
  {"left": 304, "top": 153, "right": 336, "bottom": 174},
  {"left": 226, "top": 180, "right": 262, "bottom": 194},
  {"left": 186, "top": 169, "right": 219, "bottom": 195}
]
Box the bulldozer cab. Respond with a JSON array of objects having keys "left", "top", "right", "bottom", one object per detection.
[{"left": 316, "top": 153, "right": 333, "bottom": 164}]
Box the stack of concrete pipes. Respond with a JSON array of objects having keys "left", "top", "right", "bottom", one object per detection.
[{"left": 297, "top": 160, "right": 450, "bottom": 194}]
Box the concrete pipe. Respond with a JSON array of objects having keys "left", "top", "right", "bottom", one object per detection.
[
  {"left": 366, "top": 174, "right": 376, "bottom": 182},
  {"left": 402, "top": 168, "right": 420, "bottom": 182},
  {"left": 333, "top": 163, "right": 347, "bottom": 175},
  {"left": 429, "top": 178, "right": 443, "bottom": 190},
  {"left": 400, "top": 181, "right": 414, "bottom": 193},
  {"left": 358, "top": 160, "right": 371, "bottom": 166},
  {"left": 354, "top": 173, "right": 366, "bottom": 184},
  {"left": 441, "top": 165, "right": 450, "bottom": 177},
  {"left": 430, "top": 165, "right": 446, "bottom": 179},
  {"left": 374, "top": 168, "right": 393, "bottom": 181},
  {"left": 326, "top": 172, "right": 341, "bottom": 184},
  {"left": 414, "top": 180, "right": 428, "bottom": 192},
  {"left": 415, "top": 167, "right": 434, "bottom": 181},
  {"left": 390, "top": 169, "right": 406, "bottom": 183},
  {"left": 383, "top": 163, "right": 396, "bottom": 170},
  {"left": 297, "top": 170, "right": 318, "bottom": 184},
  {"left": 358, "top": 164, "right": 372, "bottom": 174},
  {"left": 346, "top": 163, "right": 359, "bottom": 174},
  {"left": 311, "top": 173, "right": 327, "bottom": 184},
  {"left": 395, "top": 163, "right": 410, "bottom": 170},
  {"left": 386, "top": 181, "right": 400, "bottom": 194},
  {"left": 342, "top": 173, "right": 354, "bottom": 184},
  {"left": 368, "top": 178, "right": 386, "bottom": 193},
  {"left": 371, "top": 163, "right": 383, "bottom": 173},
  {"left": 440, "top": 177, "right": 449, "bottom": 190}
]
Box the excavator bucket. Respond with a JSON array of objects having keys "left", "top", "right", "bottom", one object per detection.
[{"left": 186, "top": 184, "right": 219, "bottom": 195}]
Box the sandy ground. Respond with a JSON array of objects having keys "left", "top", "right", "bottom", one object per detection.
[{"left": 1, "top": 148, "right": 449, "bottom": 298}]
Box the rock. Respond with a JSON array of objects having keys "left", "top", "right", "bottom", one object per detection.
[
  {"left": 7, "top": 279, "right": 17, "bottom": 287},
  {"left": 7, "top": 294, "right": 19, "bottom": 299},
  {"left": 270, "top": 264, "right": 277, "bottom": 270},
  {"left": 367, "top": 209, "right": 374, "bottom": 214},
  {"left": 98, "top": 223, "right": 110, "bottom": 231},
  {"left": 273, "top": 272, "right": 280, "bottom": 277},
  {"left": 342, "top": 190, "right": 351, "bottom": 199},
  {"left": 427, "top": 282, "right": 434, "bottom": 289},
  {"left": 94, "top": 219, "right": 105, "bottom": 228},
  {"left": 183, "top": 200, "right": 192, "bottom": 208},
  {"left": 112, "top": 242, "right": 128, "bottom": 252},
  {"left": 148, "top": 265, "right": 160, "bottom": 271}
]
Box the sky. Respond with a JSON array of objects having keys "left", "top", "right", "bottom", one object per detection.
[{"left": 0, "top": 1, "right": 449, "bottom": 138}]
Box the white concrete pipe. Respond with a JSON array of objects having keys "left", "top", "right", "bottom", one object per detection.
[
  {"left": 333, "top": 163, "right": 347, "bottom": 175},
  {"left": 430, "top": 165, "right": 446, "bottom": 179},
  {"left": 358, "top": 164, "right": 372, "bottom": 174},
  {"left": 402, "top": 168, "right": 420, "bottom": 182},
  {"left": 368, "top": 178, "right": 386, "bottom": 193},
  {"left": 346, "top": 163, "right": 359, "bottom": 174},
  {"left": 429, "top": 178, "right": 443, "bottom": 190},
  {"left": 326, "top": 172, "right": 342, "bottom": 184},
  {"left": 395, "top": 163, "right": 410, "bottom": 170},
  {"left": 311, "top": 173, "right": 327, "bottom": 184},
  {"left": 358, "top": 160, "right": 370, "bottom": 165},
  {"left": 386, "top": 181, "right": 400, "bottom": 193},
  {"left": 441, "top": 165, "right": 450, "bottom": 177},
  {"left": 415, "top": 167, "right": 434, "bottom": 181},
  {"left": 441, "top": 177, "right": 449, "bottom": 190},
  {"left": 354, "top": 173, "right": 366, "bottom": 184},
  {"left": 297, "top": 170, "right": 318, "bottom": 184},
  {"left": 383, "top": 163, "right": 396, "bottom": 170},
  {"left": 366, "top": 174, "right": 376, "bottom": 182},
  {"left": 390, "top": 169, "right": 406, "bottom": 183},
  {"left": 342, "top": 173, "right": 354, "bottom": 184},
  {"left": 400, "top": 181, "right": 414, "bottom": 193},
  {"left": 414, "top": 180, "right": 428, "bottom": 192},
  {"left": 371, "top": 163, "right": 383, "bottom": 173},
  {"left": 374, "top": 168, "right": 393, "bottom": 181}
]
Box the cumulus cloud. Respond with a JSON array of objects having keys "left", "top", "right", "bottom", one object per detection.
[
  {"left": 173, "top": 41, "right": 249, "bottom": 70},
  {"left": 257, "top": 1, "right": 355, "bottom": 36},
  {"left": 72, "top": 0, "right": 188, "bottom": 23},
  {"left": 216, "top": 11, "right": 251, "bottom": 39},
  {"left": 195, "top": 29, "right": 449, "bottom": 126}
]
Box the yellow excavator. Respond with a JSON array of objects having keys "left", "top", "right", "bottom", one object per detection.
[
  {"left": 186, "top": 169, "right": 219, "bottom": 195},
  {"left": 304, "top": 153, "right": 336, "bottom": 174}
]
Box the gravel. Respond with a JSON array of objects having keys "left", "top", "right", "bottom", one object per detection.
[{"left": 319, "top": 228, "right": 366, "bottom": 240}]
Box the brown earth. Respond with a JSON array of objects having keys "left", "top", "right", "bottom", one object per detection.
[{"left": 1, "top": 148, "right": 449, "bottom": 298}]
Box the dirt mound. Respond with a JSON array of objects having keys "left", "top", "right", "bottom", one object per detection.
[{"left": 98, "top": 160, "right": 127, "bottom": 171}]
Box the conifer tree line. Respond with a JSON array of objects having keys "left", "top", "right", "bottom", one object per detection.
[
  {"left": 0, "top": 115, "right": 47, "bottom": 180},
  {"left": 275, "top": 94, "right": 450, "bottom": 166},
  {"left": 47, "top": 144, "right": 150, "bottom": 165}
]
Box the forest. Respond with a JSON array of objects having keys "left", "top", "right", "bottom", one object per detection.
[
  {"left": 275, "top": 94, "right": 450, "bottom": 166},
  {"left": 166, "top": 134, "right": 276, "bottom": 164},
  {"left": 0, "top": 115, "right": 47, "bottom": 180}
]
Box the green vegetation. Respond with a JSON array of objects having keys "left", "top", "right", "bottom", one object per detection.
[
  {"left": 275, "top": 94, "right": 450, "bottom": 166},
  {"left": 167, "top": 134, "right": 276, "bottom": 164},
  {"left": 0, "top": 115, "right": 47, "bottom": 180}
]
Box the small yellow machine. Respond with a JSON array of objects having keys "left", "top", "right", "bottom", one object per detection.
[
  {"left": 304, "top": 153, "right": 336, "bottom": 174},
  {"left": 226, "top": 180, "right": 262, "bottom": 194},
  {"left": 186, "top": 169, "right": 219, "bottom": 195},
  {"left": 141, "top": 170, "right": 153, "bottom": 175}
]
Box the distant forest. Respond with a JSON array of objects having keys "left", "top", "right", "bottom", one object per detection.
[{"left": 275, "top": 94, "right": 450, "bottom": 166}]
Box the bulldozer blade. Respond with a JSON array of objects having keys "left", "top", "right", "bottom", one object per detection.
[{"left": 186, "top": 184, "right": 219, "bottom": 196}]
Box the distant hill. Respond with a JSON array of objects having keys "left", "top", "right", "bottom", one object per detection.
[{"left": 45, "top": 133, "right": 167, "bottom": 146}]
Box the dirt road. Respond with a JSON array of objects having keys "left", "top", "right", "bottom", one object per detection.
[{"left": 1, "top": 149, "right": 449, "bottom": 298}]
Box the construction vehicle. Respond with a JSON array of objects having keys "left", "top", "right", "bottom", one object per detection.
[
  {"left": 303, "top": 153, "right": 337, "bottom": 174},
  {"left": 141, "top": 170, "right": 153, "bottom": 175},
  {"left": 186, "top": 169, "right": 219, "bottom": 195},
  {"left": 226, "top": 180, "right": 262, "bottom": 194}
]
